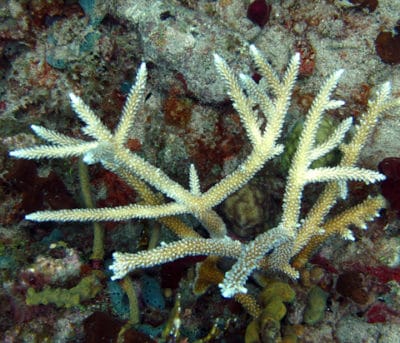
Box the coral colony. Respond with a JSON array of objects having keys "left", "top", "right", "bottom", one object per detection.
[
  {"left": 4, "top": 0, "right": 400, "bottom": 341},
  {"left": 10, "top": 45, "right": 399, "bottom": 298},
  {"left": 10, "top": 46, "right": 394, "bottom": 297}
]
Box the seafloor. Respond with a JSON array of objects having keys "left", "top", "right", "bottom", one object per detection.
[{"left": 1, "top": 1, "right": 400, "bottom": 342}]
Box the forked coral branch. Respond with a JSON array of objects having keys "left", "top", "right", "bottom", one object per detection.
[{"left": 10, "top": 45, "right": 399, "bottom": 298}]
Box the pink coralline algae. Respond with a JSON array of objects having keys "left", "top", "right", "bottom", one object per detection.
[
  {"left": 366, "top": 303, "right": 400, "bottom": 324},
  {"left": 247, "top": 0, "right": 271, "bottom": 27}
]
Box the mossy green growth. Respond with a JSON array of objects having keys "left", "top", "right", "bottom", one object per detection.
[
  {"left": 26, "top": 273, "right": 102, "bottom": 308},
  {"left": 263, "top": 298, "right": 288, "bottom": 322},
  {"left": 303, "top": 286, "right": 329, "bottom": 325},
  {"left": 244, "top": 320, "right": 261, "bottom": 343},
  {"left": 245, "top": 280, "right": 296, "bottom": 343},
  {"left": 259, "top": 280, "right": 296, "bottom": 306},
  {"left": 280, "top": 116, "right": 341, "bottom": 173}
]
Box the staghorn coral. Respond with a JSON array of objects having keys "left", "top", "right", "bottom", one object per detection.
[{"left": 9, "top": 45, "right": 399, "bottom": 307}]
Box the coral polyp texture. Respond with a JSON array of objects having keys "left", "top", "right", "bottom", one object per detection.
[{"left": 10, "top": 45, "right": 399, "bottom": 300}]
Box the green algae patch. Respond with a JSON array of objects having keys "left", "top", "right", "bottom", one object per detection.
[
  {"left": 303, "top": 286, "right": 329, "bottom": 325},
  {"left": 26, "top": 273, "right": 102, "bottom": 308}
]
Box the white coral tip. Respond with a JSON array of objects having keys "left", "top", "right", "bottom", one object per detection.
[
  {"left": 213, "top": 53, "right": 223, "bottom": 64},
  {"left": 343, "top": 229, "right": 355, "bottom": 241},
  {"left": 219, "top": 282, "right": 247, "bottom": 298}
]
